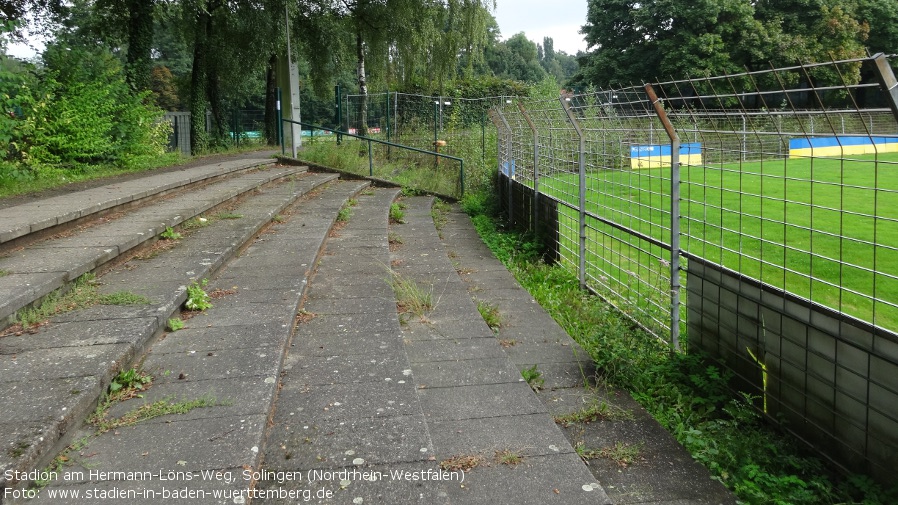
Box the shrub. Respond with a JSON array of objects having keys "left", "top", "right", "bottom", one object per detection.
[{"left": 16, "top": 44, "right": 169, "bottom": 170}]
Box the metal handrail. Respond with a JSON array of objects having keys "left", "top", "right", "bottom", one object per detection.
[{"left": 280, "top": 118, "right": 465, "bottom": 196}]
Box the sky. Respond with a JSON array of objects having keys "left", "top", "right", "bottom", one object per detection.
[
  {"left": 493, "top": 0, "right": 589, "bottom": 55},
  {"left": 6, "top": 0, "right": 592, "bottom": 60}
]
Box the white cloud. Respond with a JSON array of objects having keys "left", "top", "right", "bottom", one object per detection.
[{"left": 493, "top": 0, "right": 588, "bottom": 54}]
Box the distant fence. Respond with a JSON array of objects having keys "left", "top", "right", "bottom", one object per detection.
[
  {"left": 163, "top": 106, "right": 268, "bottom": 155},
  {"left": 490, "top": 54, "right": 898, "bottom": 483},
  {"left": 342, "top": 92, "right": 502, "bottom": 192}
]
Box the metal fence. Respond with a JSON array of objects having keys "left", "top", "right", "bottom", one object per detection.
[
  {"left": 490, "top": 54, "right": 898, "bottom": 482},
  {"left": 342, "top": 92, "right": 502, "bottom": 194},
  {"left": 163, "top": 106, "right": 268, "bottom": 155}
]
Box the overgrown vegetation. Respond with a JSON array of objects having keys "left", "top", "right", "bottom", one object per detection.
[
  {"left": 465, "top": 198, "right": 898, "bottom": 505},
  {"left": 12, "top": 273, "right": 149, "bottom": 329},
  {"left": 1, "top": 36, "right": 178, "bottom": 198}
]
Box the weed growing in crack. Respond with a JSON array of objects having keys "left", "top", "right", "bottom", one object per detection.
[
  {"left": 495, "top": 449, "right": 524, "bottom": 466},
  {"left": 476, "top": 300, "right": 501, "bottom": 331},
  {"left": 553, "top": 400, "right": 633, "bottom": 426},
  {"left": 12, "top": 274, "right": 148, "bottom": 329},
  {"left": 35, "top": 436, "right": 91, "bottom": 486},
  {"left": 432, "top": 198, "right": 450, "bottom": 231},
  {"left": 521, "top": 364, "right": 544, "bottom": 391},
  {"left": 439, "top": 455, "right": 480, "bottom": 473},
  {"left": 94, "top": 397, "right": 220, "bottom": 434},
  {"left": 167, "top": 318, "right": 185, "bottom": 331},
  {"left": 181, "top": 216, "right": 209, "bottom": 231},
  {"left": 185, "top": 279, "right": 212, "bottom": 311},
  {"left": 389, "top": 202, "right": 406, "bottom": 224},
  {"left": 108, "top": 367, "right": 152, "bottom": 395},
  {"left": 336, "top": 204, "right": 353, "bottom": 222},
  {"left": 389, "top": 271, "right": 434, "bottom": 318},
  {"left": 160, "top": 226, "right": 182, "bottom": 240},
  {"left": 99, "top": 291, "right": 151, "bottom": 306},
  {"left": 598, "top": 442, "right": 643, "bottom": 467}
]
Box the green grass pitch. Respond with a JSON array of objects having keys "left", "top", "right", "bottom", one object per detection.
[{"left": 539, "top": 152, "right": 898, "bottom": 332}]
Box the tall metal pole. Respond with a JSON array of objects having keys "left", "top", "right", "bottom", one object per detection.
[
  {"left": 335, "top": 85, "right": 342, "bottom": 145},
  {"left": 386, "top": 91, "right": 392, "bottom": 158},
  {"left": 277, "top": 87, "right": 284, "bottom": 155},
  {"left": 494, "top": 108, "right": 513, "bottom": 227},
  {"left": 645, "top": 84, "right": 681, "bottom": 352},
  {"left": 285, "top": 4, "right": 301, "bottom": 156},
  {"left": 560, "top": 97, "right": 587, "bottom": 290},
  {"left": 517, "top": 102, "right": 539, "bottom": 235}
]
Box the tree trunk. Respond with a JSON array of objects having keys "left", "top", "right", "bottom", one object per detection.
[
  {"left": 264, "top": 54, "right": 278, "bottom": 145},
  {"left": 125, "top": 0, "right": 154, "bottom": 92},
  {"left": 206, "top": 45, "right": 226, "bottom": 145},
  {"left": 356, "top": 29, "right": 368, "bottom": 136},
  {"left": 189, "top": 7, "right": 211, "bottom": 155}
]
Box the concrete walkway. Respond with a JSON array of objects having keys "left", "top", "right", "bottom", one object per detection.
[{"left": 0, "top": 152, "right": 734, "bottom": 504}]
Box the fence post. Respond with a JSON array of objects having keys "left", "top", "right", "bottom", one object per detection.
[
  {"left": 277, "top": 87, "right": 284, "bottom": 156},
  {"left": 872, "top": 53, "right": 898, "bottom": 123},
  {"left": 560, "top": 97, "right": 587, "bottom": 290},
  {"left": 481, "top": 110, "right": 486, "bottom": 169},
  {"left": 645, "top": 84, "right": 682, "bottom": 352},
  {"left": 459, "top": 158, "right": 465, "bottom": 199},
  {"left": 494, "top": 108, "right": 514, "bottom": 226},
  {"left": 335, "top": 84, "right": 342, "bottom": 145},
  {"left": 517, "top": 102, "right": 539, "bottom": 236},
  {"left": 368, "top": 139, "right": 373, "bottom": 177}
]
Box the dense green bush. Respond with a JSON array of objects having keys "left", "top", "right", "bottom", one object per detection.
[
  {"left": 20, "top": 46, "right": 170, "bottom": 169},
  {"left": 1, "top": 41, "right": 170, "bottom": 184}
]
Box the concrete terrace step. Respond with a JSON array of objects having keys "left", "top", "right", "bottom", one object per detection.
[
  {"left": 389, "top": 197, "right": 612, "bottom": 504},
  {"left": 0, "top": 172, "right": 345, "bottom": 497},
  {"left": 0, "top": 158, "right": 275, "bottom": 247},
  {"left": 438, "top": 207, "right": 737, "bottom": 505},
  {"left": 251, "top": 194, "right": 612, "bottom": 505},
  {"left": 8, "top": 179, "right": 368, "bottom": 504},
  {"left": 0, "top": 163, "right": 306, "bottom": 325}
]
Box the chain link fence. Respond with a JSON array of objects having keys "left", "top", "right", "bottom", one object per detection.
[{"left": 490, "top": 54, "right": 898, "bottom": 483}]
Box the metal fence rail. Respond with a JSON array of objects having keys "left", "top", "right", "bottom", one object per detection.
[
  {"left": 490, "top": 54, "right": 898, "bottom": 482},
  {"left": 342, "top": 92, "right": 501, "bottom": 193}
]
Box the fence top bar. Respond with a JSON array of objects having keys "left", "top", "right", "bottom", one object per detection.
[
  {"left": 344, "top": 92, "right": 509, "bottom": 103},
  {"left": 282, "top": 118, "right": 463, "bottom": 164},
  {"left": 661, "top": 108, "right": 893, "bottom": 117},
  {"left": 652, "top": 54, "right": 879, "bottom": 87},
  {"left": 658, "top": 84, "right": 881, "bottom": 106}
]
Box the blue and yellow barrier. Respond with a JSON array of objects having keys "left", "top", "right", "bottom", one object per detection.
[
  {"left": 630, "top": 143, "right": 702, "bottom": 169},
  {"left": 789, "top": 136, "right": 898, "bottom": 158}
]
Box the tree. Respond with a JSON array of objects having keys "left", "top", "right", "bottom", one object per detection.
[
  {"left": 182, "top": 0, "right": 283, "bottom": 152},
  {"left": 484, "top": 31, "right": 546, "bottom": 83},
  {"left": 538, "top": 36, "right": 578, "bottom": 84},
  {"left": 574, "top": 0, "right": 870, "bottom": 88},
  {"left": 855, "top": 0, "right": 898, "bottom": 55},
  {"left": 295, "top": 0, "right": 495, "bottom": 133}
]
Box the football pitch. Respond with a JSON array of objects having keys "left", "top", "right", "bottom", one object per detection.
[{"left": 539, "top": 152, "right": 898, "bottom": 331}]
